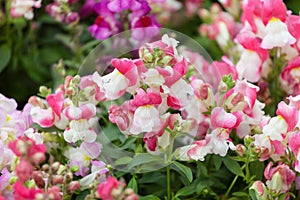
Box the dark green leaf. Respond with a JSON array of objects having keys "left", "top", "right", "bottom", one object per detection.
[
  {"left": 175, "top": 185, "right": 196, "bottom": 197},
  {"left": 213, "top": 155, "right": 223, "bottom": 170},
  {"left": 250, "top": 161, "right": 264, "bottom": 180},
  {"left": 223, "top": 156, "right": 244, "bottom": 177},
  {"left": 127, "top": 177, "right": 138, "bottom": 193},
  {"left": 249, "top": 189, "right": 258, "bottom": 200},
  {"left": 0, "top": 44, "right": 11, "bottom": 73},
  {"left": 139, "top": 195, "right": 160, "bottom": 200},
  {"left": 232, "top": 192, "right": 249, "bottom": 197},
  {"left": 171, "top": 161, "right": 193, "bottom": 183}
]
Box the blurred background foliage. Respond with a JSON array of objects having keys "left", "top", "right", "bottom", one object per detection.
[{"left": 0, "top": 0, "right": 299, "bottom": 108}]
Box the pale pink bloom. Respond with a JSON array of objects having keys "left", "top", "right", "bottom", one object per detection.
[
  {"left": 79, "top": 75, "right": 106, "bottom": 104},
  {"left": 250, "top": 181, "right": 268, "bottom": 200},
  {"left": 210, "top": 107, "right": 241, "bottom": 129},
  {"left": 187, "top": 139, "right": 211, "bottom": 161},
  {"left": 92, "top": 59, "right": 139, "bottom": 100},
  {"left": 10, "top": 0, "right": 41, "bottom": 19},
  {"left": 0, "top": 168, "right": 13, "bottom": 199},
  {"left": 24, "top": 128, "right": 43, "bottom": 144},
  {"left": 261, "top": 18, "right": 296, "bottom": 49},
  {"left": 64, "top": 142, "right": 102, "bottom": 176},
  {"left": 235, "top": 32, "right": 268, "bottom": 82},
  {"left": 228, "top": 80, "right": 259, "bottom": 114},
  {"left": 80, "top": 161, "right": 109, "bottom": 188},
  {"left": 0, "top": 141, "right": 14, "bottom": 170},
  {"left": 130, "top": 105, "right": 162, "bottom": 135},
  {"left": 63, "top": 103, "right": 96, "bottom": 120},
  {"left": 280, "top": 57, "right": 300, "bottom": 95},
  {"left": 30, "top": 91, "right": 67, "bottom": 128},
  {"left": 141, "top": 68, "right": 165, "bottom": 87},
  {"left": 288, "top": 131, "right": 300, "bottom": 172},
  {"left": 130, "top": 89, "right": 162, "bottom": 135},
  {"left": 264, "top": 162, "right": 295, "bottom": 193},
  {"left": 16, "top": 159, "right": 33, "bottom": 183},
  {"left": 166, "top": 78, "right": 193, "bottom": 110},
  {"left": 276, "top": 101, "right": 298, "bottom": 132}
]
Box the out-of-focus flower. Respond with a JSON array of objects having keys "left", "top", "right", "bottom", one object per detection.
[{"left": 10, "top": 0, "right": 41, "bottom": 20}]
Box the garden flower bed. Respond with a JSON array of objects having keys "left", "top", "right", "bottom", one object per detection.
[{"left": 1, "top": 0, "right": 300, "bottom": 199}]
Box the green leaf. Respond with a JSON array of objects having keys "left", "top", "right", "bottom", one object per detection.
[
  {"left": 278, "top": 194, "right": 287, "bottom": 200},
  {"left": 232, "top": 192, "right": 249, "bottom": 197},
  {"left": 114, "top": 156, "right": 132, "bottom": 166},
  {"left": 127, "top": 154, "right": 163, "bottom": 169},
  {"left": 223, "top": 156, "right": 244, "bottom": 177},
  {"left": 139, "top": 195, "right": 160, "bottom": 200},
  {"left": 250, "top": 161, "right": 264, "bottom": 180},
  {"left": 249, "top": 189, "right": 258, "bottom": 200},
  {"left": 171, "top": 161, "right": 193, "bottom": 183},
  {"left": 127, "top": 177, "right": 138, "bottom": 193},
  {"left": 0, "top": 44, "right": 11, "bottom": 73},
  {"left": 175, "top": 185, "right": 196, "bottom": 197},
  {"left": 213, "top": 155, "right": 223, "bottom": 170}
]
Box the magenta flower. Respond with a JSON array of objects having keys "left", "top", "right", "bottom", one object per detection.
[
  {"left": 107, "top": 0, "right": 142, "bottom": 13},
  {"left": 96, "top": 176, "right": 121, "bottom": 200},
  {"left": 13, "top": 181, "right": 43, "bottom": 200},
  {"left": 89, "top": 16, "right": 119, "bottom": 40}
]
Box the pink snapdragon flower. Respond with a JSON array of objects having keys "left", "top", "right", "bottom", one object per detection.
[
  {"left": 92, "top": 58, "right": 139, "bottom": 100},
  {"left": 235, "top": 31, "right": 268, "bottom": 82},
  {"left": 264, "top": 162, "right": 295, "bottom": 194},
  {"left": 10, "top": 0, "right": 41, "bottom": 20},
  {"left": 288, "top": 130, "right": 300, "bottom": 172},
  {"left": 280, "top": 56, "right": 300, "bottom": 95},
  {"left": 63, "top": 103, "right": 97, "bottom": 143},
  {"left": 96, "top": 176, "right": 122, "bottom": 200},
  {"left": 13, "top": 181, "right": 43, "bottom": 200},
  {"left": 130, "top": 88, "right": 162, "bottom": 135}
]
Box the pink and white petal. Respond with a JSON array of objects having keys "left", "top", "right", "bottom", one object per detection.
[
  {"left": 46, "top": 91, "right": 64, "bottom": 118},
  {"left": 80, "top": 104, "right": 96, "bottom": 119},
  {"left": 276, "top": 101, "right": 298, "bottom": 132},
  {"left": 130, "top": 106, "right": 162, "bottom": 135},
  {"left": 211, "top": 107, "right": 237, "bottom": 129},
  {"left": 64, "top": 105, "right": 82, "bottom": 120},
  {"left": 30, "top": 107, "right": 55, "bottom": 128}
]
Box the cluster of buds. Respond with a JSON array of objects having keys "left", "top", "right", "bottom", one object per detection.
[
  {"left": 46, "top": 0, "right": 79, "bottom": 25},
  {"left": 94, "top": 176, "right": 138, "bottom": 200}
]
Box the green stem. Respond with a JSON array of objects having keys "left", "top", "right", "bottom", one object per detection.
[
  {"left": 166, "top": 165, "right": 171, "bottom": 200},
  {"left": 222, "top": 174, "right": 239, "bottom": 200}
]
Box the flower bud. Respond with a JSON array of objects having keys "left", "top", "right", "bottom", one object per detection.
[
  {"left": 66, "top": 12, "right": 79, "bottom": 24},
  {"left": 32, "top": 171, "right": 45, "bottom": 188},
  {"left": 42, "top": 164, "right": 50, "bottom": 173},
  {"left": 67, "top": 181, "right": 80, "bottom": 194},
  {"left": 235, "top": 144, "right": 246, "bottom": 156},
  {"left": 51, "top": 162, "right": 61, "bottom": 173},
  {"left": 65, "top": 172, "right": 73, "bottom": 183},
  {"left": 31, "top": 152, "right": 46, "bottom": 165},
  {"left": 16, "top": 160, "right": 33, "bottom": 183},
  {"left": 250, "top": 181, "right": 268, "bottom": 200},
  {"left": 51, "top": 175, "right": 63, "bottom": 185}
]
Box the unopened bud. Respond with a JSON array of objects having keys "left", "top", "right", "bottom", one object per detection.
[
  {"left": 42, "top": 164, "right": 50, "bottom": 173},
  {"left": 66, "top": 12, "right": 79, "bottom": 24},
  {"left": 16, "top": 140, "right": 27, "bottom": 157},
  {"left": 51, "top": 162, "right": 61, "bottom": 173},
  {"left": 51, "top": 175, "right": 63, "bottom": 185},
  {"left": 32, "top": 171, "right": 45, "bottom": 188},
  {"left": 65, "top": 172, "right": 73, "bottom": 183},
  {"left": 31, "top": 152, "right": 46, "bottom": 165},
  {"left": 235, "top": 144, "right": 246, "bottom": 156},
  {"left": 67, "top": 181, "right": 80, "bottom": 194}
]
